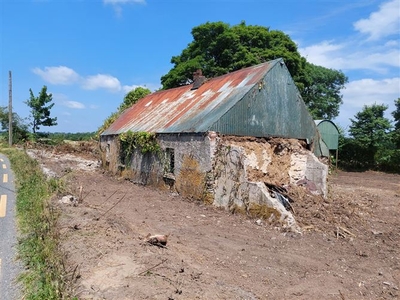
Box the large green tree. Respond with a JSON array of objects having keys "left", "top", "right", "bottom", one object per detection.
[
  {"left": 301, "top": 63, "right": 347, "bottom": 119},
  {"left": 349, "top": 103, "right": 392, "bottom": 165},
  {"left": 160, "top": 21, "right": 347, "bottom": 119},
  {"left": 119, "top": 87, "right": 151, "bottom": 112},
  {"left": 161, "top": 21, "right": 305, "bottom": 89},
  {"left": 25, "top": 86, "right": 57, "bottom": 133}
]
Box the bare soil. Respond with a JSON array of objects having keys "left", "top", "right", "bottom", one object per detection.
[{"left": 27, "top": 143, "right": 400, "bottom": 300}]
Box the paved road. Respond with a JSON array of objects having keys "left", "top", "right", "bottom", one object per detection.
[{"left": 0, "top": 153, "right": 22, "bottom": 300}]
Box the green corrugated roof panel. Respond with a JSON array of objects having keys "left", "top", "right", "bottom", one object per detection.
[{"left": 211, "top": 61, "right": 318, "bottom": 143}]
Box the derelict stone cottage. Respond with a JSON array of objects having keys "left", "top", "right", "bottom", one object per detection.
[{"left": 100, "top": 58, "right": 328, "bottom": 231}]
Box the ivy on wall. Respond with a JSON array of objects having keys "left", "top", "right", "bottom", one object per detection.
[{"left": 119, "top": 131, "right": 160, "bottom": 164}]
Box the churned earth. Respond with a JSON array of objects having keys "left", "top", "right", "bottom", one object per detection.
[{"left": 27, "top": 142, "right": 399, "bottom": 300}]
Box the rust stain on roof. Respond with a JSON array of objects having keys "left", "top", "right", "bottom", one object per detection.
[{"left": 101, "top": 59, "right": 278, "bottom": 135}]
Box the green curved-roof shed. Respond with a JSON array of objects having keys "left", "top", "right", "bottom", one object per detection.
[{"left": 315, "top": 120, "right": 339, "bottom": 150}]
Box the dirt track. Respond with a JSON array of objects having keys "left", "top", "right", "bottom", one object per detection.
[{"left": 28, "top": 146, "right": 400, "bottom": 300}]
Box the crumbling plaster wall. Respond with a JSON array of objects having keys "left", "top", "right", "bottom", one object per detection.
[
  {"left": 99, "top": 135, "right": 120, "bottom": 173},
  {"left": 289, "top": 151, "right": 328, "bottom": 197},
  {"left": 157, "top": 133, "right": 212, "bottom": 198},
  {"left": 211, "top": 136, "right": 328, "bottom": 231},
  {"left": 157, "top": 133, "right": 212, "bottom": 174}
]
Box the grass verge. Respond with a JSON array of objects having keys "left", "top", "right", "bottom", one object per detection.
[{"left": 2, "top": 146, "right": 71, "bottom": 299}]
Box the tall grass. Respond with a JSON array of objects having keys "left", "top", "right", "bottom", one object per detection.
[{"left": 2, "top": 147, "right": 71, "bottom": 299}]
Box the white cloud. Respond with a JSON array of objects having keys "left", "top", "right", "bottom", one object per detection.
[
  {"left": 33, "top": 66, "right": 124, "bottom": 92},
  {"left": 32, "top": 65, "right": 160, "bottom": 94},
  {"left": 64, "top": 101, "right": 85, "bottom": 109},
  {"left": 384, "top": 40, "right": 399, "bottom": 47},
  {"left": 299, "top": 41, "right": 399, "bottom": 73},
  {"left": 342, "top": 78, "right": 400, "bottom": 109},
  {"left": 354, "top": 49, "right": 400, "bottom": 69},
  {"left": 353, "top": 0, "right": 400, "bottom": 41},
  {"left": 83, "top": 74, "right": 122, "bottom": 92},
  {"left": 53, "top": 93, "right": 85, "bottom": 109},
  {"left": 299, "top": 1, "right": 400, "bottom": 74},
  {"left": 32, "top": 66, "right": 80, "bottom": 85},
  {"left": 334, "top": 77, "right": 399, "bottom": 130},
  {"left": 103, "top": 0, "right": 146, "bottom": 16},
  {"left": 299, "top": 41, "right": 345, "bottom": 67}
]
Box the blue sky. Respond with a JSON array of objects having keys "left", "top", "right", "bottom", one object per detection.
[{"left": 1, "top": 0, "right": 399, "bottom": 134}]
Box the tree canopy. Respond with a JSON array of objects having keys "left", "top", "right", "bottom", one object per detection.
[
  {"left": 161, "top": 21, "right": 304, "bottom": 89},
  {"left": 349, "top": 104, "right": 392, "bottom": 147},
  {"left": 339, "top": 102, "right": 400, "bottom": 172},
  {"left": 25, "top": 86, "right": 57, "bottom": 133},
  {"left": 348, "top": 103, "right": 392, "bottom": 165},
  {"left": 160, "top": 21, "right": 347, "bottom": 119},
  {"left": 119, "top": 87, "right": 151, "bottom": 113},
  {"left": 301, "top": 63, "right": 347, "bottom": 119},
  {"left": 392, "top": 98, "right": 400, "bottom": 130},
  {"left": 0, "top": 106, "right": 29, "bottom": 143}
]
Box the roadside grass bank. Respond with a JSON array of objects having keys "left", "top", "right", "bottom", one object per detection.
[{"left": 1, "top": 146, "right": 74, "bottom": 299}]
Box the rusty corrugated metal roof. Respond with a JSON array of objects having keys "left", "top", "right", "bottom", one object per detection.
[{"left": 101, "top": 59, "right": 281, "bottom": 136}]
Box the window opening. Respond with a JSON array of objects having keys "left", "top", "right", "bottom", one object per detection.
[{"left": 165, "top": 148, "right": 175, "bottom": 174}]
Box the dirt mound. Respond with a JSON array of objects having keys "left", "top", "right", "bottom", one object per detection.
[{"left": 25, "top": 140, "right": 99, "bottom": 160}]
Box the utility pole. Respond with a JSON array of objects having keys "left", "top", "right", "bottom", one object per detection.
[{"left": 8, "top": 71, "right": 12, "bottom": 146}]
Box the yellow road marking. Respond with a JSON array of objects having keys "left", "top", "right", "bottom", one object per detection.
[
  {"left": 0, "top": 158, "right": 3, "bottom": 162},
  {"left": 2, "top": 164, "right": 6, "bottom": 169},
  {"left": 3, "top": 174, "right": 8, "bottom": 183},
  {"left": 0, "top": 195, "right": 7, "bottom": 217}
]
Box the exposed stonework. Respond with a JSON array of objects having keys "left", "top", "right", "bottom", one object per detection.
[{"left": 211, "top": 136, "right": 328, "bottom": 232}]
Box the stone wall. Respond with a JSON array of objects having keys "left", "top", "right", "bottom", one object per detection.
[
  {"left": 100, "top": 133, "right": 213, "bottom": 192},
  {"left": 157, "top": 133, "right": 211, "bottom": 198}
]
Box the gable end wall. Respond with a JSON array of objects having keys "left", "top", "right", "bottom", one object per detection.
[{"left": 210, "top": 63, "right": 319, "bottom": 146}]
